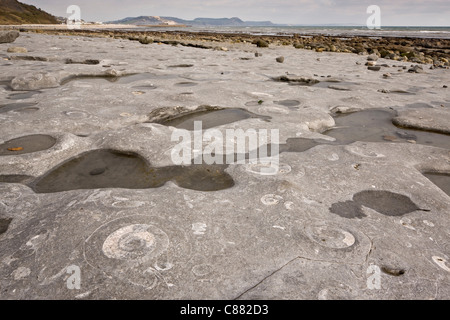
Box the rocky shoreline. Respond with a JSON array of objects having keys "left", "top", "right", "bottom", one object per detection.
[{"left": 6, "top": 26, "right": 450, "bottom": 67}]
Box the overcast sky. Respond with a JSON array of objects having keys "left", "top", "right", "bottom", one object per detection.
[{"left": 23, "top": 0, "right": 450, "bottom": 26}]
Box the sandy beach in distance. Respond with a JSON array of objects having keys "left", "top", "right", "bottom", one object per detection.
[{"left": 0, "top": 26, "right": 449, "bottom": 300}]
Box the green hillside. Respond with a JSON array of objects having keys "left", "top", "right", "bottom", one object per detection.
[{"left": 0, "top": 0, "right": 58, "bottom": 25}]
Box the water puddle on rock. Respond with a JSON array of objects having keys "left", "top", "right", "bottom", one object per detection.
[
  {"left": 174, "top": 82, "right": 198, "bottom": 87},
  {"left": 0, "top": 175, "right": 34, "bottom": 184},
  {"left": 131, "top": 84, "right": 158, "bottom": 90},
  {"left": 312, "top": 81, "right": 359, "bottom": 91},
  {"left": 0, "top": 80, "right": 11, "bottom": 90},
  {"left": 61, "top": 73, "right": 177, "bottom": 86},
  {"left": 378, "top": 89, "right": 416, "bottom": 95},
  {"left": 115, "top": 73, "right": 177, "bottom": 84},
  {"left": 403, "top": 103, "right": 434, "bottom": 109},
  {"left": 280, "top": 138, "right": 335, "bottom": 153},
  {"left": 7, "top": 91, "right": 41, "bottom": 100},
  {"left": 274, "top": 100, "right": 301, "bottom": 108},
  {"left": 330, "top": 190, "right": 428, "bottom": 219},
  {"left": 0, "top": 135, "right": 56, "bottom": 156},
  {"left": 244, "top": 101, "right": 265, "bottom": 107},
  {"left": 152, "top": 108, "right": 271, "bottom": 130},
  {"left": 168, "top": 64, "right": 194, "bottom": 68},
  {"left": 324, "top": 109, "right": 450, "bottom": 149},
  {"left": 423, "top": 173, "right": 450, "bottom": 197},
  {"left": 276, "top": 109, "right": 449, "bottom": 157},
  {"left": 0, "top": 103, "right": 39, "bottom": 113},
  {"left": 0, "top": 218, "right": 12, "bottom": 236},
  {"left": 20, "top": 149, "right": 234, "bottom": 193}
]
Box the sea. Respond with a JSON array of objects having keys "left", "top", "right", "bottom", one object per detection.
[{"left": 113, "top": 25, "right": 450, "bottom": 40}]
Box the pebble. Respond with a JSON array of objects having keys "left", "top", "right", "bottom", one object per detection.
[
  {"left": 367, "top": 54, "right": 379, "bottom": 61},
  {"left": 383, "top": 135, "right": 397, "bottom": 141},
  {"left": 383, "top": 73, "right": 392, "bottom": 78},
  {"left": 408, "top": 65, "right": 424, "bottom": 73},
  {"left": 276, "top": 56, "right": 285, "bottom": 63},
  {"left": 7, "top": 47, "right": 28, "bottom": 53},
  {"left": 368, "top": 66, "right": 381, "bottom": 71},
  {"left": 255, "top": 40, "right": 269, "bottom": 48}
]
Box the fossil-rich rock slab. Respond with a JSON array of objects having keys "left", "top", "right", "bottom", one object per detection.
[{"left": 0, "top": 31, "right": 449, "bottom": 300}]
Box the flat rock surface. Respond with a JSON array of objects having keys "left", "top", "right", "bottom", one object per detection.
[
  {"left": 393, "top": 108, "right": 450, "bottom": 134},
  {"left": 0, "top": 32, "right": 450, "bottom": 300}
]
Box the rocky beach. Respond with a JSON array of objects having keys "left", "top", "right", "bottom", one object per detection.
[{"left": 0, "top": 27, "right": 449, "bottom": 300}]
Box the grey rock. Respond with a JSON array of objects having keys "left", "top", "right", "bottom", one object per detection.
[
  {"left": 368, "top": 66, "right": 381, "bottom": 71},
  {"left": 254, "top": 39, "right": 269, "bottom": 48},
  {"left": 367, "top": 54, "right": 379, "bottom": 61},
  {"left": 11, "top": 72, "right": 60, "bottom": 91},
  {"left": 0, "top": 31, "right": 20, "bottom": 44},
  {"left": 408, "top": 65, "right": 424, "bottom": 73},
  {"left": 276, "top": 56, "right": 285, "bottom": 63},
  {"left": 330, "top": 105, "right": 362, "bottom": 114},
  {"left": 272, "top": 75, "right": 319, "bottom": 85},
  {"left": 65, "top": 58, "right": 100, "bottom": 65},
  {"left": 393, "top": 108, "right": 450, "bottom": 134}
]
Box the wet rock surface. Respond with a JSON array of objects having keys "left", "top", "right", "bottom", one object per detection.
[
  {"left": 19, "top": 149, "right": 235, "bottom": 193},
  {"left": 423, "top": 172, "right": 450, "bottom": 196},
  {"left": 330, "top": 190, "right": 426, "bottom": 219},
  {"left": 148, "top": 105, "right": 270, "bottom": 130},
  {"left": 0, "top": 31, "right": 449, "bottom": 300},
  {"left": 325, "top": 109, "right": 450, "bottom": 150},
  {"left": 0, "top": 134, "right": 56, "bottom": 155}
]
